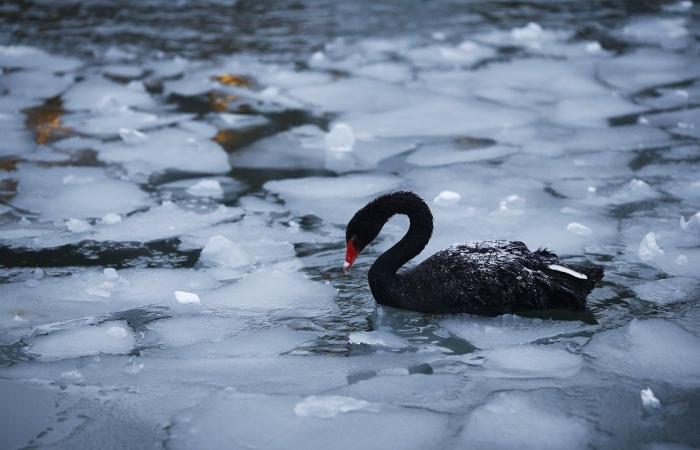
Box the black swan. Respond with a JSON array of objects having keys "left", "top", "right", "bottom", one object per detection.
[{"left": 344, "top": 191, "right": 604, "bottom": 314}]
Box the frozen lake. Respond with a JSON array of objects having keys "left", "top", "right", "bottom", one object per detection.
[{"left": 1, "top": 0, "right": 699, "bottom": 448}]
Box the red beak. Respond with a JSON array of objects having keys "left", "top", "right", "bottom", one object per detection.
[{"left": 344, "top": 240, "right": 359, "bottom": 272}]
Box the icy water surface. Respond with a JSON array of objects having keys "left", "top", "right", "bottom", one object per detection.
[{"left": 1, "top": 0, "right": 700, "bottom": 449}]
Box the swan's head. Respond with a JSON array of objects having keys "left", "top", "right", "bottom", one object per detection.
[{"left": 344, "top": 197, "right": 388, "bottom": 272}]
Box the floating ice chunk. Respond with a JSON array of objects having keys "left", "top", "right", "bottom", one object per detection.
[
  {"left": 639, "top": 232, "right": 664, "bottom": 262},
  {"left": 288, "top": 78, "right": 433, "bottom": 113},
  {"left": 65, "top": 218, "right": 92, "bottom": 233},
  {"left": 497, "top": 194, "right": 525, "bottom": 215},
  {"left": 107, "top": 326, "right": 128, "bottom": 339},
  {"left": 611, "top": 179, "right": 660, "bottom": 204},
  {"left": 175, "top": 290, "right": 201, "bottom": 305},
  {"left": 0, "top": 45, "right": 82, "bottom": 72},
  {"left": 622, "top": 18, "right": 689, "bottom": 49},
  {"left": 585, "top": 41, "right": 602, "bottom": 53},
  {"left": 0, "top": 70, "right": 74, "bottom": 99},
  {"left": 199, "top": 235, "right": 250, "bottom": 269},
  {"left": 641, "top": 388, "right": 661, "bottom": 409},
  {"left": 348, "top": 331, "right": 407, "bottom": 348},
  {"left": 119, "top": 127, "right": 149, "bottom": 144},
  {"left": 457, "top": 391, "right": 590, "bottom": 450},
  {"left": 204, "top": 269, "right": 337, "bottom": 312},
  {"left": 479, "top": 345, "right": 583, "bottom": 378},
  {"left": 264, "top": 173, "right": 401, "bottom": 222},
  {"left": 103, "top": 268, "right": 119, "bottom": 280},
  {"left": 63, "top": 77, "right": 153, "bottom": 111},
  {"left": 102, "top": 64, "right": 143, "bottom": 78},
  {"left": 433, "top": 191, "right": 461, "bottom": 206},
  {"left": 101, "top": 213, "right": 122, "bottom": 225},
  {"left": 407, "top": 143, "right": 514, "bottom": 167},
  {"left": 28, "top": 320, "right": 135, "bottom": 361},
  {"left": 598, "top": 49, "right": 699, "bottom": 92},
  {"left": 324, "top": 123, "right": 355, "bottom": 152},
  {"left": 512, "top": 22, "right": 544, "bottom": 41},
  {"left": 186, "top": 179, "right": 224, "bottom": 197},
  {"left": 11, "top": 166, "right": 150, "bottom": 221},
  {"left": 632, "top": 277, "right": 696, "bottom": 304},
  {"left": 294, "top": 395, "right": 379, "bottom": 418},
  {"left": 169, "top": 391, "right": 448, "bottom": 450},
  {"left": 354, "top": 62, "right": 412, "bottom": 83},
  {"left": 65, "top": 107, "right": 161, "bottom": 136},
  {"left": 95, "top": 128, "right": 229, "bottom": 175},
  {"left": 341, "top": 98, "right": 532, "bottom": 138},
  {"left": 680, "top": 212, "right": 700, "bottom": 232},
  {"left": 566, "top": 222, "right": 592, "bottom": 237},
  {"left": 585, "top": 319, "right": 700, "bottom": 385},
  {"left": 676, "top": 255, "right": 688, "bottom": 266},
  {"left": 91, "top": 203, "right": 242, "bottom": 243}
]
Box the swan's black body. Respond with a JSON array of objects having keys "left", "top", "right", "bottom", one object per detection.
[{"left": 345, "top": 191, "right": 604, "bottom": 315}]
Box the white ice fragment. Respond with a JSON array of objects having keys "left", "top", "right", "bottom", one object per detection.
[
  {"left": 294, "top": 395, "right": 379, "bottom": 418},
  {"left": 585, "top": 41, "right": 602, "bottom": 53},
  {"left": 118, "top": 127, "right": 149, "bottom": 144},
  {"left": 498, "top": 194, "right": 525, "bottom": 215},
  {"left": 175, "top": 290, "right": 201, "bottom": 304},
  {"left": 676, "top": 255, "right": 688, "bottom": 266},
  {"left": 103, "top": 268, "right": 119, "bottom": 280},
  {"left": 60, "top": 370, "right": 84, "bottom": 382},
  {"left": 432, "top": 31, "right": 447, "bottom": 41},
  {"left": 66, "top": 218, "right": 92, "bottom": 233},
  {"left": 199, "top": 235, "right": 250, "bottom": 269},
  {"left": 433, "top": 190, "right": 461, "bottom": 207},
  {"left": 186, "top": 179, "right": 224, "bottom": 197},
  {"left": 679, "top": 212, "right": 700, "bottom": 232},
  {"left": 348, "top": 330, "right": 407, "bottom": 348},
  {"left": 641, "top": 388, "right": 661, "bottom": 409},
  {"left": 511, "top": 22, "right": 544, "bottom": 41},
  {"left": 309, "top": 51, "right": 326, "bottom": 65},
  {"left": 548, "top": 264, "right": 587, "bottom": 280},
  {"left": 639, "top": 232, "right": 664, "bottom": 262},
  {"left": 566, "top": 222, "right": 592, "bottom": 237},
  {"left": 62, "top": 174, "right": 95, "bottom": 185},
  {"left": 101, "top": 212, "right": 122, "bottom": 225},
  {"left": 458, "top": 392, "right": 590, "bottom": 449},
  {"left": 324, "top": 123, "right": 355, "bottom": 152},
  {"left": 107, "top": 326, "right": 128, "bottom": 339},
  {"left": 28, "top": 320, "right": 135, "bottom": 361}
]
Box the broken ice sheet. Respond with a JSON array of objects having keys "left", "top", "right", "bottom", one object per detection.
[
  {"left": 457, "top": 390, "right": 591, "bottom": 450},
  {"left": 9, "top": 165, "right": 151, "bottom": 221},
  {"left": 584, "top": 319, "right": 700, "bottom": 385},
  {"left": 169, "top": 391, "right": 449, "bottom": 450},
  {"left": 27, "top": 320, "right": 135, "bottom": 361},
  {"left": 441, "top": 314, "right": 593, "bottom": 349},
  {"left": 264, "top": 173, "right": 401, "bottom": 222},
  {"left": 94, "top": 127, "right": 230, "bottom": 175}
]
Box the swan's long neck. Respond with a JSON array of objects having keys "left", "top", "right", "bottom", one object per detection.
[{"left": 368, "top": 194, "right": 433, "bottom": 286}]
